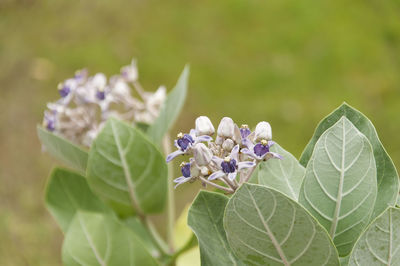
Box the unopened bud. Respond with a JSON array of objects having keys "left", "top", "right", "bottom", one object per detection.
[
  {"left": 195, "top": 116, "right": 215, "bottom": 136},
  {"left": 193, "top": 143, "right": 213, "bottom": 166},
  {"left": 254, "top": 121, "right": 272, "bottom": 141},
  {"left": 217, "top": 117, "right": 234, "bottom": 138},
  {"left": 222, "top": 139, "right": 234, "bottom": 151},
  {"left": 121, "top": 59, "right": 138, "bottom": 82}
]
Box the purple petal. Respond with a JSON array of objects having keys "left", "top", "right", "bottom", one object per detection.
[
  {"left": 242, "top": 138, "right": 254, "bottom": 149},
  {"left": 241, "top": 148, "right": 256, "bottom": 158},
  {"left": 173, "top": 176, "right": 191, "bottom": 188},
  {"left": 196, "top": 135, "right": 212, "bottom": 143},
  {"left": 238, "top": 161, "right": 256, "bottom": 170},
  {"left": 264, "top": 152, "right": 283, "bottom": 160},
  {"left": 211, "top": 156, "right": 223, "bottom": 167},
  {"left": 208, "top": 170, "right": 225, "bottom": 181},
  {"left": 228, "top": 172, "right": 237, "bottom": 181},
  {"left": 189, "top": 129, "right": 196, "bottom": 138},
  {"left": 268, "top": 140, "right": 275, "bottom": 146},
  {"left": 231, "top": 144, "right": 239, "bottom": 161},
  {"left": 166, "top": 150, "right": 185, "bottom": 162}
]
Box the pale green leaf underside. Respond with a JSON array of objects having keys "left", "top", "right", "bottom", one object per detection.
[
  {"left": 299, "top": 117, "right": 377, "bottom": 256},
  {"left": 147, "top": 66, "right": 189, "bottom": 145},
  {"left": 224, "top": 184, "right": 339, "bottom": 266},
  {"left": 299, "top": 103, "right": 399, "bottom": 220},
  {"left": 349, "top": 207, "right": 400, "bottom": 266},
  {"left": 256, "top": 143, "right": 305, "bottom": 200},
  {"left": 87, "top": 118, "right": 167, "bottom": 215},
  {"left": 188, "top": 191, "right": 244, "bottom": 266},
  {"left": 37, "top": 125, "right": 88, "bottom": 173},
  {"left": 45, "top": 168, "right": 111, "bottom": 232},
  {"left": 62, "top": 211, "right": 157, "bottom": 266}
]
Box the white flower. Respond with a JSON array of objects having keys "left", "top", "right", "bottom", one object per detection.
[
  {"left": 217, "top": 117, "right": 234, "bottom": 138},
  {"left": 254, "top": 121, "right": 272, "bottom": 141},
  {"left": 195, "top": 116, "right": 215, "bottom": 136},
  {"left": 121, "top": 59, "right": 138, "bottom": 82},
  {"left": 193, "top": 143, "right": 213, "bottom": 166}
]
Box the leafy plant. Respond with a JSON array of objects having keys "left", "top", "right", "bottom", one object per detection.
[{"left": 39, "top": 62, "right": 399, "bottom": 265}]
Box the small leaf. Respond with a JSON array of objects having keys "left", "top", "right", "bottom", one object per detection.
[
  {"left": 256, "top": 143, "right": 305, "bottom": 200},
  {"left": 37, "top": 125, "right": 88, "bottom": 173},
  {"left": 62, "top": 211, "right": 158, "bottom": 266},
  {"left": 299, "top": 117, "right": 377, "bottom": 256},
  {"left": 349, "top": 207, "right": 400, "bottom": 266},
  {"left": 188, "top": 191, "right": 244, "bottom": 266},
  {"left": 299, "top": 103, "right": 399, "bottom": 220},
  {"left": 87, "top": 118, "right": 167, "bottom": 215},
  {"left": 224, "top": 184, "right": 339, "bottom": 265},
  {"left": 45, "top": 168, "right": 112, "bottom": 232},
  {"left": 147, "top": 66, "right": 189, "bottom": 144}
]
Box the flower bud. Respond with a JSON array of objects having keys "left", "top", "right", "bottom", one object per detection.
[
  {"left": 254, "top": 121, "right": 272, "bottom": 141},
  {"left": 217, "top": 117, "right": 234, "bottom": 138},
  {"left": 222, "top": 139, "right": 234, "bottom": 151},
  {"left": 193, "top": 143, "right": 213, "bottom": 166},
  {"left": 195, "top": 116, "right": 215, "bottom": 136}
]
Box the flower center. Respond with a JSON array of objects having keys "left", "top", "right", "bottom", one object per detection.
[
  {"left": 253, "top": 141, "right": 269, "bottom": 157},
  {"left": 221, "top": 157, "right": 237, "bottom": 173},
  {"left": 180, "top": 162, "right": 191, "bottom": 178},
  {"left": 240, "top": 124, "right": 251, "bottom": 139},
  {"left": 58, "top": 84, "right": 70, "bottom": 98},
  {"left": 96, "top": 88, "right": 106, "bottom": 100},
  {"left": 177, "top": 133, "right": 194, "bottom": 151}
]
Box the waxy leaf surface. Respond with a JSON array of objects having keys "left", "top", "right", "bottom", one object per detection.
[
  {"left": 45, "top": 168, "right": 111, "bottom": 232},
  {"left": 188, "top": 191, "right": 243, "bottom": 266},
  {"left": 87, "top": 118, "right": 167, "bottom": 215},
  {"left": 300, "top": 103, "right": 398, "bottom": 220},
  {"left": 62, "top": 211, "right": 157, "bottom": 266},
  {"left": 299, "top": 117, "right": 377, "bottom": 256},
  {"left": 349, "top": 207, "right": 400, "bottom": 266},
  {"left": 224, "top": 184, "right": 339, "bottom": 266},
  {"left": 256, "top": 143, "right": 305, "bottom": 200},
  {"left": 37, "top": 125, "right": 88, "bottom": 173},
  {"left": 148, "top": 66, "right": 189, "bottom": 145}
]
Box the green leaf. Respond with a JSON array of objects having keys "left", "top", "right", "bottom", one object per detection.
[
  {"left": 147, "top": 66, "right": 189, "bottom": 144},
  {"left": 45, "top": 168, "right": 112, "bottom": 232},
  {"left": 188, "top": 191, "right": 244, "bottom": 266},
  {"left": 62, "top": 211, "right": 158, "bottom": 266},
  {"left": 87, "top": 118, "right": 168, "bottom": 215},
  {"left": 123, "top": 217, "right": 159, "bottom": 257},
  {"left": 37, "top": 125, "right": 88, "bottom": 173},
  {"left": 224, "top": 184, "right": 339, "bottom": 265},
  {"left": 299, "top": 103, "right": 399, "bottom": 220},
  {"left": 349, "top": 207, "right": 400, "bottom": 266},
  {"left": 298, "top": 117, "right": 377, "bottom": 256},
  {"left": 255, "top": 143, "right": 305, "bottom": 200}
]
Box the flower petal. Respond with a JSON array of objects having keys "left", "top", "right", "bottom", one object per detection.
[
  {"left": 196, "top": 135, "right": 212, "bottom": 143},
  {"left": 241, "top": 148, "right": 256, "bottom": 158},
  {"left": 265, "top": 152, "right": 283, "bottom": 160},
  {"left": 211, "top": 156, "right": 223, "bottom": 167},
  {"left": 166, "top": 150, "right": 185, "bottom": 162},
  {"left": 242, "top": 138, "right": 254, "bottom": 149},
  {"left": 208, "top": 170, "right": 225, "bottom": 181},
  {"left": 238, "top": 161, "right": 256, "bottom": 170},
  {"left": 173, "top": 176, "right": 191, "bottom": 189},
  {"left": 231, "top": 144, "right": 240, "bottom": 161},
  {"left": 228, "top": 172, "right": 237, "bottom": 181}
]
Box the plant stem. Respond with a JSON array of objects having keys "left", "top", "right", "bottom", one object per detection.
[
  {"left": 199, "top": 177, "right": 234, "bottom": 194},
  {"left": 163, "top": 134, "right": 175, "bottom": 253},
  {"left": 144, "top": 217, "right": 170, "bottom": 256},
  {"left": 241, "top": 163, "right": 259, "bottom": 184}
]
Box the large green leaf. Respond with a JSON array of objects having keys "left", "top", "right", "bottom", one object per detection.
[
  {"left": 299, "top": 103, "right": 399, "bottom": 220},
  {"left": 37, "top": 125, "right": 88, "bottom": 173},
  {"left": 147, "top": 66, "right": 189, "bottom": 144},
  {"left": 87, "top": 118, "right": 167, "bottom": 215},
  {"left": 349, "top": 207, "right": 400, "bottom": 266},
  {"left": 224, "top": 184, "right": 339, "bottom": 266},
  {"left": 124, "top": 217, "right": 159, "bottom": 257},
  {"left": 188, "top": 191, "right": 243, "bottom": 266},
  {"left": 62, "top": 211, "right": 158, "bottom": 266},
  {"left": 298, "top": 117, "right": 377, "bottom": 256},
  {"left": 255, "top": 143, "right": 305, "bottom": 200},
  {"left": 45, "top": 168, "right": 112, "bottom": 232}
]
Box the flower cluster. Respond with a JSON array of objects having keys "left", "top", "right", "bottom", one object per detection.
[
  {"left": 167, "top": 116, "right": 282, "bottom": 193},
  {"left": 42, "top": 59, "right": 166, "bottom": 146}
]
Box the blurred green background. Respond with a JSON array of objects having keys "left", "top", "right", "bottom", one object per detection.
[{"left": 1, "top": 0, "right": 400, "bottom": 264}]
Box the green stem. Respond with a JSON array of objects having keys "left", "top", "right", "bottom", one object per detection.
[
  {"left": 163, "top": 134, "right": 175, "bottom": 253},
  {"left": 143, "top": 217, "right": 170, "bottom": 256}
]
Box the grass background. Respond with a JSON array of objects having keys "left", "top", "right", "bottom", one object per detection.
[{"left": 1, "top": 0, "right": 400, "bottom": 264}]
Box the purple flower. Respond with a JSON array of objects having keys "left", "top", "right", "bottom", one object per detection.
[
  {"left": 208, "top": 145, "right": 255, "bottom": 181},
  {"left": 58, "top": 85, "right": 71, "bottom": 98},
  {"left": 173, "top": 162, "right": 193, "bottom": 188},
  {"left": 240, "top": 124, "right": 251, "bottom": 139},
  {"left": 241, "top": 139, "right": 282, "bottom": 161},
  {"left": 96, "top": 89, "right": 106, "bottom": 100},
  {"left": 166, "top": 129, "right": 212, "bottom": 162}
]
